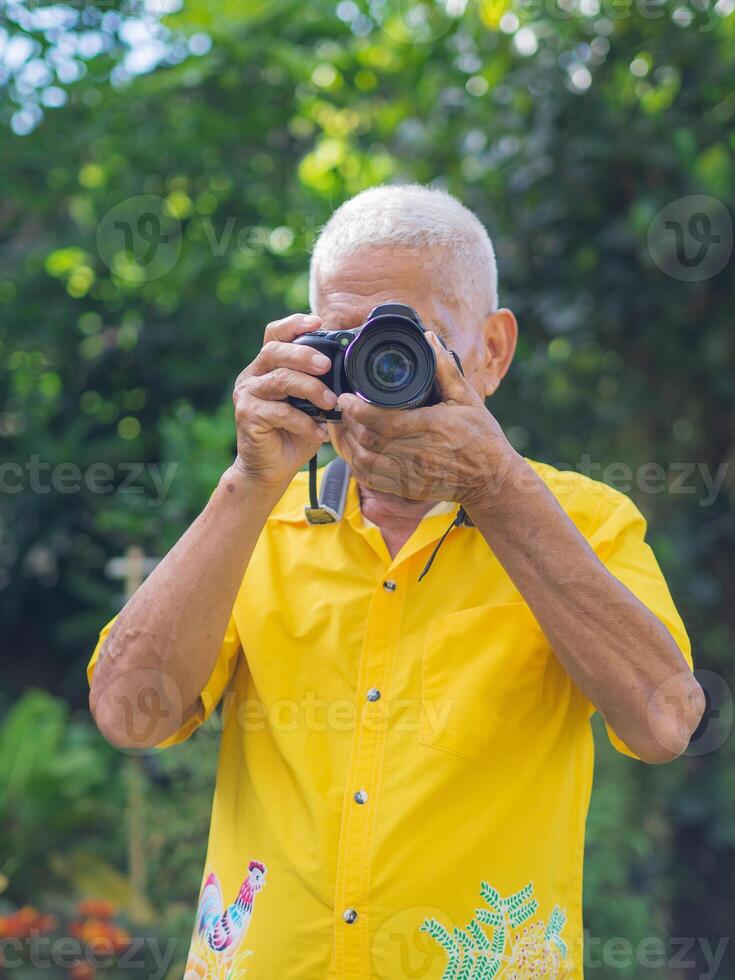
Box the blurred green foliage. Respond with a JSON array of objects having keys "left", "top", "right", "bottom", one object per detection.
[
  {"left": 1, "top": 0, "right": 734, "bottom": 976},
  {"left": 0, "top": 690, "right": 219, "bottom": 976}
]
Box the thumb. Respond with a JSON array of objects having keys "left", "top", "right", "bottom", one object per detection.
[{"left": 427, "top": 332, "right": 475, "bottom": 405}]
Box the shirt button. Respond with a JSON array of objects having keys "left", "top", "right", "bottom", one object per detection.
[
  {"left": 366, "top": 688, "right": 381, "bottom": 702},
  {"left": 354, "top": 789, "right": 368, "bottom": 805},
  {"left": 343, "top": 908, "right": 358, "bottom": 924},
  {"left": 383, "top": 580, "right": 397, "bottom": 592}
]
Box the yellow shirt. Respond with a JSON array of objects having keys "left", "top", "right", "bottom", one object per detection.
[{"left": 88, "top": 460, "right": 692, "bottom": 980}]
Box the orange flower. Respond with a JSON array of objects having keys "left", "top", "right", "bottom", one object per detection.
[
  {"left": 36, "top": 914, "right": 58, "bottom": 934},
  {"left": 0, "top": 907, "right": 57, "bottom": 939},
  {"left": 75, "top": 900, "right": 118, "bottom": 920},
  {"left": 75, "top": 919, "right": 131, "bottom": 956}
]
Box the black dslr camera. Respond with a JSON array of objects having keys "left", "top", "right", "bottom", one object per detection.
[{"left": 289, "top": 302, "right": 462, "bottom": 421}]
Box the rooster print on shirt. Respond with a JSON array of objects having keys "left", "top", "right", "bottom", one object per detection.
[{"left": 184, "top": 860, "right": 267, "bottom": 979}]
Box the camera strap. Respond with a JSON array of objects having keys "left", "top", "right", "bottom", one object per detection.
[
  {"left": 417, "top": 506, "right": 470, "bottom": 581},
  {"left": 304, "top": 454, "right": 350, "bottom": 525}
]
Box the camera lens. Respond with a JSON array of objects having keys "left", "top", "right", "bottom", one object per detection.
[
  {"left": 368, "top": 345, "right": 416, "bottom": 390},
  {"left": 344, "top": 311, "right": 436, "bottom": 409}
]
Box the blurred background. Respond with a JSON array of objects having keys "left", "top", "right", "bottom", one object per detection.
[{"left": 1, "top": 0, "right": 734, "bottom": 977}]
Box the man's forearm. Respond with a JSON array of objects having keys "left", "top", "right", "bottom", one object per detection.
[
  {"left": 89, "top": 465, "right": 285, "bottom": 748},
  {"left": 464, "top": 452, "right": 704, "bottom": 763}
]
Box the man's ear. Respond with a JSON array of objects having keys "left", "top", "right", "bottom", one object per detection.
[{"left": 482, "top": 308, "right": 518, "bottom": 396}]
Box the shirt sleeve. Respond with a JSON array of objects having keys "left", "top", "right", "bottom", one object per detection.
[
  {"left": 86, "top": 613, "right": 243, "bottom": 749},
  {"left": 585, "top": 488, "right": 693, "bottom": 759}
]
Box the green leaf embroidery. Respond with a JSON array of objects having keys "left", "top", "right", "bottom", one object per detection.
[
  {"left": 420, "top": 879, "right": 568, "bottom": 978},
  {"left": 443, "top": 956, "right": 461, "bottom": 980},
  {"left": 508, "top": 897, "right": 538, "bottom": 928},
  {"left": 475, "top": 908, "right": 503, "bottom": 927},
  {"left": 502, "top": 882, "right": 534, "bottom": 912},
  {"left": 546, "top": 905, "right": 568, "bottom": 958},
  {"left": 480, "top": 882, "right": 501, "bottom": 908},
  {"left": 420, "top": 920, "right": 462, "bottom": 980},
  {"left": 421, "top": 918, "right": 458, "bottom": 956},
  {"left": 468, "top": 918, "right": 490, "bottom": 951},
  {"left": 455, "top": 927, "right": 476, "bottom": 980},
  {"left": 490, "top": 921, "right": 506, "bottom": 957}
]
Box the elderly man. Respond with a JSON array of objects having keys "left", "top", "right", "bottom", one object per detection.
[{"left": 88, "top": 185, "right": 703, "bottom": 980}]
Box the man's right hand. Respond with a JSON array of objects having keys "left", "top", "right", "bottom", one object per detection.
[{"left": 231, "top": 313, "right": 337, "bottom": 488}]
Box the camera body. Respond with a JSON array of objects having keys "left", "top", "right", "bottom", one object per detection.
[{"left": 289, "top": 302, "right": 461, "bottom": 421}]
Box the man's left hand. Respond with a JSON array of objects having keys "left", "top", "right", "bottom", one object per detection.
[{"left": 337, "top": 332, "right": 517, "bottom": 506}]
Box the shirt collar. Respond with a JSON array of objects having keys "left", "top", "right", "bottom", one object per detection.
[
  {"left": 269, "top": 470, "right": 456, "bottom": 527},
  {"left": 358, "top": 498, "right": 455, "bottom": 530},
  {"left": 270, "top": 471, "right": 465, "bottom": 571}
]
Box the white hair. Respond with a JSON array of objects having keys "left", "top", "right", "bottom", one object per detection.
[{"left": 308, "top": 184, "right": 498, "bottom": 315}]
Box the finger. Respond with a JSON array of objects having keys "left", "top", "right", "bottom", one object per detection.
[
  {"left": 263, "top": 313, "right": 322, "bottom": 343},
  {"left": 342, "top": 428, "right": 380, "bottom": 471},
  {"left": 344, "top": 427, "right": 451, "bottom": 500},
  {"left": 342, "top": 430, "right": 396, "bottom": 491},
  {"left": 247, "top": 398, "right": 329, "bottom": 441},
  {"left": 249, "top": 368, "right": 338, "bottom": 413},
  {"left": 341, "top": 412, "right": 438, "bottom": 458},
  {"left": 251, "top": 340, "right": 331, "bottom": 377},
  {"left": 338, "top": 393, "right": 440, "bottom": 436},
  {"left": 338, "top": 415, "right": 388, "bottom": 453},
  {"left": 425, "top": 332, "right": 474, "bottom": 404},
  {"left": 342, "top": 426, "right": 421, "bottom": 487}
]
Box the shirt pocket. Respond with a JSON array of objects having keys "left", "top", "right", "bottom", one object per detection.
[{"left": 419, "top": 601, "right": 549, "bottom": 761}]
